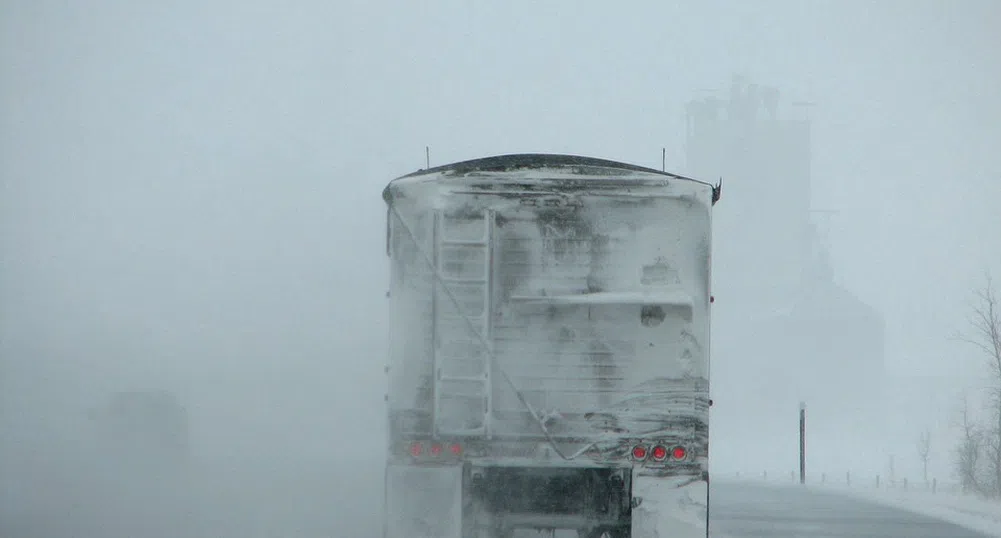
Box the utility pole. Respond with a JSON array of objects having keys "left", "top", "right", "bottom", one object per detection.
[{"left": 799, "top": 402, "right": 806, "bottom": 484}]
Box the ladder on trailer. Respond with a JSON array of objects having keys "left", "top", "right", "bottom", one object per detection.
[{"left": 432, "top": 210, "right": 494, "bottom": 438}]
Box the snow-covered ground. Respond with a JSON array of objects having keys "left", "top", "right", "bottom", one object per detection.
[
  {"left": 716, "top": 473, "right": 1001, "bottom": 537},
  {"left": 811, "top": 481, "right": 1001, "bottom": 537}
]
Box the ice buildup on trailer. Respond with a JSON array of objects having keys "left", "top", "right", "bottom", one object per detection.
[{"left": 381, "top": 154, "right": 720, "bottom": 538}]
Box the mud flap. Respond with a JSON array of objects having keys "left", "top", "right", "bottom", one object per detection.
[
  {"left": 385, "top": 465, "right": 462, "bottom": 538},
  {"left": 629, "top": 476, "right": 708, "bottom": 538}
]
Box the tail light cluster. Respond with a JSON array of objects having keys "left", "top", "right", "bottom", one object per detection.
[
  {"left": 401, "top": 439, "right": 688, "bottom": 464},
  {"left": 631, "top": 443, "right": 688, "bottom": 463},
  {"left": 406, "top": 441, "right": 463, "bottom": 460}
]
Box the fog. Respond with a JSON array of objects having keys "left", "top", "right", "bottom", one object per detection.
[{"left": 1, "top": 1, "right": 999, "bottom": 536}]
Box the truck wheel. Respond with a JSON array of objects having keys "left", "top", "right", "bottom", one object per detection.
[{"left": 475, "top": 525, "right": 511, "bottom": 538}]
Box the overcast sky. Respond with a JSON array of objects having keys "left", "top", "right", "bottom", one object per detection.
[{"left": 1, "top": 0, "right": 999, "bottom": 532}]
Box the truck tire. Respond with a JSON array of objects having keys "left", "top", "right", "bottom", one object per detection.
[{"left": 474, "top": 525, "right": 511, "bottom": 538}]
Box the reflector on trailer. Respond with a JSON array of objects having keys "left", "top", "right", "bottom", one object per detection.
[
  {"left": 652, "top": 445, "right": 668, "bottom": 461},
  {"left": 672, "top": 446, "right": 687, "bottom": 460},
  {"left": 410, "top": 442, "right": 423, "bottom": 457},
  {"left": 431, "top": 444, "right": 443, "bottom": 456},
  {"left": 632, "top": 445, "right": 648, "bottom": 460},
  {"left": 450, "top": 443, "right": 462, "bottom": 456}
]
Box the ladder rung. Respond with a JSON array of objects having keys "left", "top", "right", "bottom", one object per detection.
[
  {"left": 441, "top": 239, "right": 488, "bottom": 247},
  {"left": 434, "top": 210, "right": 493, "bottom": 440},
  {"left": 437, "top": 427, "right": 487, "bottom": 435},
  {"left": 439, "top": 375, "right": 488, "bottom": 383},
  {"left": 436, "top": 324, "right": 486, "bottom": 331},
  {"left": 436, "top": 326, "right": 487, "bottom": 333},
  {"left": 440, "top": 277, "right": 487, "bottom": 284}
]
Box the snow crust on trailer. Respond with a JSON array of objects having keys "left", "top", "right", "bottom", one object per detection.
[
  {"left": 395, "top": 153, "right": 707, "bottom": 181},
  {"left": 510, "top": 290, "right": 694, "bottom": 307},
  {"left": 388, "top": 169, "right": 712, "bottom": 202},
  {"left": 385, "top": 165, "right": 713, "bottom": 454}
]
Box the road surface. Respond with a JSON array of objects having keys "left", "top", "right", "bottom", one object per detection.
[
  {"left": 3, "top": 460, "right": 994, "bottom": 538},
  {"left": 710, "top": 480, "right": 993, "bottom": 537}
]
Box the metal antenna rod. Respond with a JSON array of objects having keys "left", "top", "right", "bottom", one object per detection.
[
  {"left": 425, "top": 146, "right": 430, "bottom": 169},
  {"left": 662, "top": 148, "right": 666, "bottom": 171}
]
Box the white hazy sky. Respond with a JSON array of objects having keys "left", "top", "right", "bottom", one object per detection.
[
  {"left": 1, "top": 0, "right": 999, "bottom": 533},
  {"left": 4, "top": 0, "right": 998, "bottom": 375}
]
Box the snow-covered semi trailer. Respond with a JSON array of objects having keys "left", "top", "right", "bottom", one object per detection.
[{"left": 382, "top": 154, "right": 719, "bottom": 538}]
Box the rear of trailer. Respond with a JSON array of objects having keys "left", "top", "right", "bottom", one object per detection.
[{"left": 381, "top": 154, "right": 719, "bottom": 538}]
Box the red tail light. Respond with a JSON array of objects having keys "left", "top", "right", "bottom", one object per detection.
[
  {"left": 672, "top": 446, "right": 687, "bottom": 460},
  {"left": 632, "top": 445, "right": 648, "bottom": 460},
  {"left": 652, "top": 445, "right": 668, "bottom": 461},
  {"left": 407, "top": 440, "right": 465, "bottom": 459}
]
